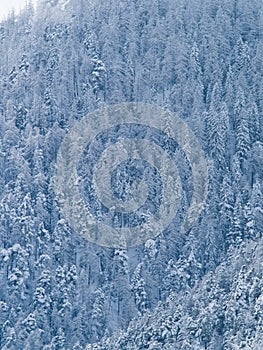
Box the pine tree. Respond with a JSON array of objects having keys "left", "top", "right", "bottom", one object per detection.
[
  {"left": 131, "top": 263, "right": 148, "bottom": 316},
  {"left": 90, "top": 288, "right": 106, "bottom": 342},
  {"left": 227, "top": 193, "right": 244, "bottom": 247}
]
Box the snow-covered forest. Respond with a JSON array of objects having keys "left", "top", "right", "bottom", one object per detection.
[{"left": 0, "top": 0, "right": 262, "bottom": 349}]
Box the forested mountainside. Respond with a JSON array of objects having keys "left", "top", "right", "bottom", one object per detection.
[{"left": 0, "top": 0, "right": 262, "bottom": 349}]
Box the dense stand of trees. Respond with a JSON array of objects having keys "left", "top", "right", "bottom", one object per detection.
[{"left": 0, "top": 0, "right": 262, "bottom": 349}]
